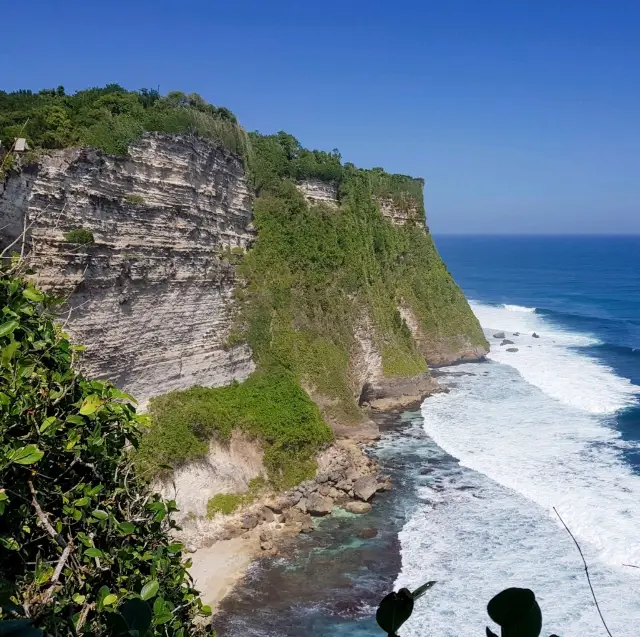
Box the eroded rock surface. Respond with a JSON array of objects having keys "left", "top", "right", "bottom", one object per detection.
[{"left": 0, "top": 134, "right": 255, "bottom": 403}]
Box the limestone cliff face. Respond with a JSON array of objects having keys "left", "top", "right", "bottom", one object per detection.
[
  {"left": 296, "top": 179, "right": 338, "bottom": 206},
  {"left": 296, "top": 179, "right": 423, "bottom": 225},
  {"left": 0, "top": 134, "right": 255, "bottom": 403}
]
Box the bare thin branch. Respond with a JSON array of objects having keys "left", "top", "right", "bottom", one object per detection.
[
  {"left": 27, "top": 481, "right": 66, "bottom": 549},
  {"left": 553, "top": 507, "right": 613, "bottom": 637},
  {"left": 42, "top": 540, "right": 73, "bottom": 604},
  {"left": 76, "top": 601, "right": 94, "bottom": 633}
]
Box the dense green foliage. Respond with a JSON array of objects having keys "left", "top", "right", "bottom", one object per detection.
[
  {"left": 0, "top": 267, "right": 212, "bottom": 635},
  {"left": 137, "top": 374, "right": 332, "bottom": 488},
  {"left": 63, "top": 228, "right": 95, "bottom": 245},
  {"left": 0, "top": 85, "right": 245, "bottom": 156},
  {"left": 232, "top": 133, "right": 485, "bottom": 420}
]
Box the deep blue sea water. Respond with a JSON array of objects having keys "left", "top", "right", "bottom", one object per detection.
[{"left": 215, "top": 236, "right": 640, "bottom": 637}]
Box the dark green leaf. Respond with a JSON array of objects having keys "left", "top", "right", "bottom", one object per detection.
[
  {"left": 117, "top": 598, "right": 152, "bottom": 635},
  {"left": 118, "top": 522, "right": 135, "bottom": 534},
  {"left": 0, "top": 618, "right": 44, "bottom": 636},
  {"left": 376, "top": 589, "right": 414, "bottom": 635}
]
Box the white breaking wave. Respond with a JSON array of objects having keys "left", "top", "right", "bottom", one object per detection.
[
  {"left": 471, "top": 300, "right": 640, "bottom": 414},
  {"left": 502, "top": 303, "right": 536, "bottom": 313},
  {"left": 395, "top": 301, "right": 640, "bottom": 636}
]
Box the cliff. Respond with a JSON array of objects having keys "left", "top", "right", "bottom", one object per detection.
[
  {"left": 0, "top": 134, "right": 255, "bottom": 401},
  {"left": 1, "top": 106, "right": 487, "bottom": 493}
]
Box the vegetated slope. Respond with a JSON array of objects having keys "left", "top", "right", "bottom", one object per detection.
[
  {"left": 234, "top": 132, "right": 487, "bottom": 421},
  {"left": 0, "top": 84, "right": 245, "bottom": 156}
]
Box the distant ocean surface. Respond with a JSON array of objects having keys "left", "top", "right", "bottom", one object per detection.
[
  {"left": 215, "top": 236, "right": 640, "bottom": 637},
  {"left": 397, "top": 235, "right": 640, "bottom": 636}
]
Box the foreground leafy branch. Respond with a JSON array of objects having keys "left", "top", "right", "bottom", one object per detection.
[{"left": 0, "top": 266, "right": 212, "bottom": 635}]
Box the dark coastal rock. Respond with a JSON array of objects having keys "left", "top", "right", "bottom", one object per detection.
[
  {"left": 513, "top": 332, "right": 520, "bottom": 336},
  {"left": 501, "top": 339, "right": 514, "bottom": 345},
  {"left": 493, "top": 332, "right": 506, "bottom": 339},
  {"left": 345, "top": 501, "right": 372, "bottom": 514},
  {"left": 264, "top": 498, "right": 285, "bottom": 514},
  {"left": 241, "top": 514, "right": 259, "bottom": 530},
  {"left": 307, "top": 493, "right": 334, "bottom": 516},
  {"left": 532, "top": 332, "right": 540, "bottom": 338},
  {"left": 353, "top": 475, "right": 378, "bottom": 501},
  {"left": 358, "top": 528, "right": 378, "bottom": 539},
  {"left": 361, "top": 373, "right": 440, "bottom": 412},
  {"left": 506, "top": 347, "right": 519, "bottom": 353},
  {"left": 300, "top": 514, "right": 314, "bottom": 533},
  {"left": 260, "top": 507, "right": 276, "bottom": 523},
  {"left": 378, "top": 475, "right": 393, "bottom": 490}
]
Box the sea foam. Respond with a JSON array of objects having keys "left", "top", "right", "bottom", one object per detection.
[
  {"left": 472, "top": 301, "right": 639, "bottom": 414},
  {"left": 395, "top": 301, "right": 640, "bottom": 636}
]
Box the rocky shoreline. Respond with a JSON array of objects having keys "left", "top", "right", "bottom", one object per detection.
[
  {"left": 179, "top": 438, "right": 393, "bottom": 612},
  {"left": 178, "top": 376, "right": 453, "bottom": 613},
  {"left": 210, "top": 407, "right": 434, "bottom": 636}
]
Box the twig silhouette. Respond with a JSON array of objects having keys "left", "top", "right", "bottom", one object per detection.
[{"left": 553, "top": 507, "right": 613, "bottom": 637}]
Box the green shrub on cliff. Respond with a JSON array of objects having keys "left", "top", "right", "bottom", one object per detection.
[
  {"left": 63, "top": 227, "right": 95, "bottom": 245},
  {"left": 0, "top": 268, "right": 212, "bottom": 635},
  {"left": 137, "top": 374, "right": 332, "bottom": 488}
]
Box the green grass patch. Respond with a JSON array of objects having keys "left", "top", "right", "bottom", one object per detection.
[
  {"left": 207, "top": 494, "right": 244, "bottom": 516},
  {"left": 206, "top": 477, "right": 267, "bottom": 517},
  {"left": 137, "top": 373, "right": 332, "bottom": 488},
  {"left": 63, "top": 228, "right": 94, "bottom": 244}
]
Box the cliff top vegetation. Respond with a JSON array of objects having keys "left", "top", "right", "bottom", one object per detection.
[{"left": 0, "top": 84, "right": 245, "bottom": 156}]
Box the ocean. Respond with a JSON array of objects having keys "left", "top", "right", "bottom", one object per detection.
[{"left": 214, "top": 235, "right": 640, "bottom": 637}]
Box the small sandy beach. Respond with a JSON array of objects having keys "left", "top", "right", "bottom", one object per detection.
[{"left": 189, "top": 536, "right": 260, "bottom": 613}]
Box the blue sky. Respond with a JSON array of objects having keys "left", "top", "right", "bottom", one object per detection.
[{"left": 3, "top": 0, "right": 639, "bottom": 234}]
